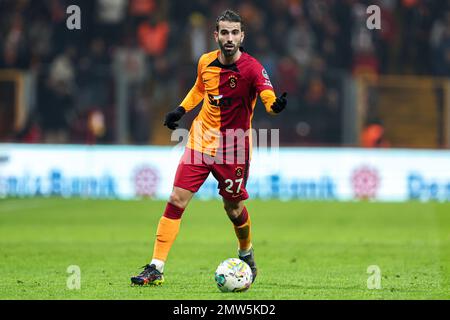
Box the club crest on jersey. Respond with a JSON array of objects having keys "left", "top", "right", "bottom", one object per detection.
[
  {"left": 235, "top": 167, "right": 243, "bottom": 177},
  {"left": 228, "top": 75, "right": 237, "bottom": 89}
]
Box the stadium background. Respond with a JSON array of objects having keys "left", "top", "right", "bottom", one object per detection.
[{"left": 1, "top": 0, "right": 450, "bottom": 300}]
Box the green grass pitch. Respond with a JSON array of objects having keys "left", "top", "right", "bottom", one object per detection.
[{"left": 0, "top": 198, "right": 449, "bottom": 299}]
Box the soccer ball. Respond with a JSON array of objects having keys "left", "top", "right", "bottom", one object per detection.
[{"left": 214, "top": 258, "right": 253, "bottom": 292}]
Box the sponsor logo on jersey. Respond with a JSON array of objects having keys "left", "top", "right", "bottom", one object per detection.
[
  {"left": 208, "top": 94, "right": 233, "bottom": 107},
  {"left": 262, "top": 68, "right": 269, "bottom": 80}
]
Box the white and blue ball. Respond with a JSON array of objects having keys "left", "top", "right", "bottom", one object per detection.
[{"left": 214, "top": 258, "right": 253, "bottom": 292}]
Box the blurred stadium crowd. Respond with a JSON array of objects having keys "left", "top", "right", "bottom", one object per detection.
[{"left": 0, "top": 0, "right": 449, "bottom": 145}]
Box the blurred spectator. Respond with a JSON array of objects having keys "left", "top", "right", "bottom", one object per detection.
[
  {"left": 431, "top": 11, "right": 450, "bottom": 77},
  {"left": 77, "top": 38, "right": 110, "bottom": 110},
  {"left": 97, "top": 0, "right": 128, "bottom": 24},
  {"left": 137, "top": 13, "right": 170, "bottom": 57},
  {"left": 287, "top": 15, "right": 315, "bottom": 68},
  {"left": 87, "top": 109, "right": 107, "bottom": 144},
  {"left": 129, "top": 0, "right": 156, "bottom": 18},
  {"left": 360, "top": 120, "right": 391, "bottom": 148},
  {"left": 13, "top": 110, "right": 42, "bottom": 143},
  {"left": 39, "top": 46, "right": 77, "bottom": 143},
  {"left": 48, "top": 46, "right": 76, "bottom": 88},
  {"left": 95, "top": 0, "right": 128, "bottom": 47},
  {"left": 375, "top": 1, "right": 397, "bottom": 73},
  {"left": 351, "top": 2, "right": 379, "bottom": 78},
  {"left": 2, "top": 13, "right": 29, "bottom": 69},
  {"left": 187, "top": 12, "right": 208, "bottom": 63},
  {"left": 113, "top": 32, "right": 149, "bottom": 143},
  {"left": 28, "top": 13, "right": 53, "bottom": 69},
  {"left": 277, "top": 55, "right": 301, "bottom": 96}
]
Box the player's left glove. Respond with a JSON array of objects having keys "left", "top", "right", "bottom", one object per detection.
[
  {"left": 164, "top": 106, "right": 186, "bottom": 130},
  {"left": 270, "top": 92, "right": 287, "bottom": 114}
]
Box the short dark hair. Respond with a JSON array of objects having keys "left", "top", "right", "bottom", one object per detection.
[{"left": 215, "top": 9, "right": 243, "bottom": 31}]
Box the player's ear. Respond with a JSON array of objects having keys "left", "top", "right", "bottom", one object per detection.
[
  {"left": 241, "top": 31, "right": 245, "bottom": 43},
  {"left": 214, "top": 30, "right": 219, "bottom": 43}
]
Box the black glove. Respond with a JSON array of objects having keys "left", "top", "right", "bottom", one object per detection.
[
  {"left": 164, "top": 106, "right": 186, "bottom": 130},
  {"left": 270, "top": 92, "right": 287, "bottom": 114}
]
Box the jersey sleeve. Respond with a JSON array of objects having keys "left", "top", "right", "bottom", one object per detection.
[
  {"left": 180, "top": 55, "right": 206, "bottom": 112},
  {"left": 253, "top": 63, "right": 277, "bottom": 113},
  {"left": 260, "top": 89, "right": 277, "bottom": 113}
]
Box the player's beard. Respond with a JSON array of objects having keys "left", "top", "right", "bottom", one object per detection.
[{"left": 219, "top": 40, "right": 241, "bottom": 58}]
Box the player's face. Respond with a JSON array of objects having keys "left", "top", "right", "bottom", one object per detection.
[{"left": 214, "top": 21, "right": 244, "bottom": 58}]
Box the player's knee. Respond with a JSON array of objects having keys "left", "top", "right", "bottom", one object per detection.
[
  {"left": 169, "top": 191, "right": 188, "bottom": 209},
  {"left": 224, "top": 202, "right": 241, "bottom": 219}
]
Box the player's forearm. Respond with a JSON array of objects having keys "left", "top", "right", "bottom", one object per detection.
[
  {"left": 260, "top": 90, "right": 288, "bottom": 115},
  {"left": 260, "top": 89, "right": 277, "bottom": 114},
  {"left": 180, "top": 85, "right": 204, "bottom": 112}
]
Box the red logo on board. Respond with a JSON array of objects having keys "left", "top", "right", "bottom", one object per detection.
[
  {"left": 351, "top": 166, "right": 380, "bottom": 200},
  {"left": 134, "top": 166, "right": 159, "bottom": 197}
]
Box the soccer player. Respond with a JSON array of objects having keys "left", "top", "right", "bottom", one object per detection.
[{"left": 131, "top": 9, "right": 287, "bottom": 286}]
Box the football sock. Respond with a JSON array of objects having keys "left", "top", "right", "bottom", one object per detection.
[
  {"left": 150, "top": 258, "right": 165, "bottom": 273},
  {"left": 152, "top": 203, "right": 185, "bottom": 264},
  {"left": 238, "top": 246, "right": 253, "bottom": 257},
  {"left": 231, "top": 206, "right": 252, "bottom": 251}
]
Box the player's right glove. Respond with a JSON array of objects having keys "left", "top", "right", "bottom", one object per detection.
[
  {"left": 164, "top": 106, "right": 186, "bottom": 130},
  {"left": 270, "top": 92, "right": 287, "bottom": 114}
]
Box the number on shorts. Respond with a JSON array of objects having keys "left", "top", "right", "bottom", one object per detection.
[{"left": 224, "top": 178, "right": 244, "bottom": 194}]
